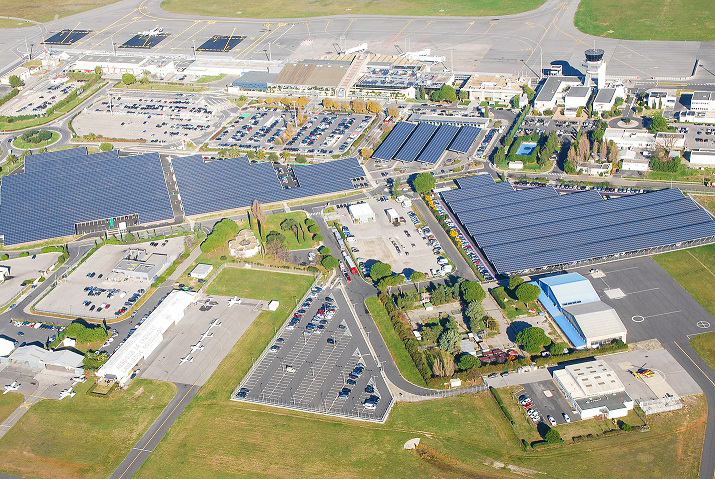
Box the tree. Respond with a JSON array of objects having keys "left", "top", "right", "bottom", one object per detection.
[
  {"left": 321, "top": 255, "right": 339, "bottom": 269},
  {"left": 515, "top": 326, "right": 551, "bottom": 354},
  {"left": 465, "top": 300, "right": 485, "bottom": 331},
  {"left": 318, "top": 245, "right": 331, "bottom": 256},
  {"left": 508, "top": 276, "right": 525, "bottom": 290},
  {"left": 378, "top": 274, "right": 404, "bottom": 291},
  {"left": 510, "top": 95, "right": 520, "bottom": 109},
  {"left": 280, "top": 218, "right": 299, "bottom": 241},
  {"left": 361, "top": 148, "right": 373, "bottom": 158},
  {"left": 312, "top": 233, "right": 324, "bottom": 242},
  {"left": 411, "top": 172, "right": 436, "bottom": 194},
  {"left": 387, "top": 106, "right": 399, "bottom": 117},
  {"left": 391, "top": 177, "right": 402, "bottom": 196},
  {"left": 8, "top": 75, "right": 23, "bottom": 88},
  {"left": 367, "top": 101, "right": 382, "bottom": 114},
  {"left": 648, "top": 113, "right": 670, "bottom": 133},
  {"left": 410, "top": 271, "right": 426, "bottom": 283},
  {"left": 370, "top": 261, "right": 392, "bottom": 281},
  {"left": 494, "top": 146, "right": 506, "bottom": 165},
  {"left": 457, "top": 353, "right": 479, "bottom": 370},
  {"left": 99, "top": 142, "right": 113, "bottom": 152},
  {"left": 265, "top": 231, "right": 288, "bottom": 261},
  {"left": 460, "top": 280, "right": 486, "bottom": 302},
  {"left": 94, "top": 66, "right": 103, "bottom": 76},
  {"left": 549, "top": 341, "right": 569, "bottom": 356},
  {"left": 122, "top": 73, "right": 136, "bottom": 85},
  {"left": 522, "top": 84, "right": 536, "bottom": 102},
  {"left": 437, "top": 328, "right": 460, "bottom": 354},
  {"left": 295, "top": 154, "right": 307, "bottom": 164},
  {"left": 515, "top": 283, "right": 541, "bottom": 302},
  {"left": 544, "top": 428, "right": 563, "bottom": 444},
  {"left": 251, "top": 200, "right": 266, "bottom": 238}
]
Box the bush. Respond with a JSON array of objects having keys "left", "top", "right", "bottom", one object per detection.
[
  {"left": 617, "top": 420, "right": 632, "bottom": 431},
  {"left": 508, "top": 276, "right": 525, "bottom": 290},
  {"left": 490, "top": 286, "right": 507, "bottom": 309},
  {"left": 122, "top": 73, "right": 136, "bottom": 85},
  {"left": 304, "top": 218, "right": 316, "bottom": 227},
  {"left": 0, "top": 254, "right": 8, "bottom": 260},
  {"left": 544, "top": 428, "right": 563, "bottom": 444},
  {"left": 18, "top": 252, "right": 29, "bottom": 257},
  {"left": 200, "top": 219, "right": 240, "bottom": 253},
  {"left": 321, "top": 255, "right": 339, "bottom": 269},
  {"left": 99, "top": 142, "right": 113, "bottom": 152},
  {"left": 490, "top": 388, "right": 514, "bottom": 425}
]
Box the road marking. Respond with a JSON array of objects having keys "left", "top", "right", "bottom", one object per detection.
[
  {"left": 631, "top": 315, "right": 645, "bottom": 323},
  {"left": 155, "top": 21, "right": 200, "bottom": 51},
  {"left": 626, "top": 287, "right": 660, "bottom": 295},
  {"left": 673, "top": 340, "right": 715, "bottom": 388},
  {"left": 74, "top": 8, "right": 139, "bottom": 45},
  {"left": 697, "top": 320, "right": 711, "bottom": 329},
  {"left": 233, "top": 24, "right": 278, "bottom": 59},
  {"left": 388, "top": 19, "right": 414, "bottom": 45},
  {"left": 686, "top": 250, "right": 715, "bottom": 278}
]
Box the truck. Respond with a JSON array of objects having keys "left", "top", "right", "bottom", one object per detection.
[
  {"left": 385, "top": 208, "right": 400, "bottom": 226},
  {"left": 342, "top": 252, "right": 359, "bottom": 275}
]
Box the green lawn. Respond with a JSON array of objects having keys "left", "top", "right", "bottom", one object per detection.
[
  {"left": 365, "top": 296, "right": 427, "bottom": 387},
  {"left": 0, "top": 379, "right": 176, "bottom": 479},
  {"left": 197, "top": 74, "right": 227, "bottom": 84},
  {"left": 691, "top": 332, "right": 715, "bottom": 371},
  {"left": 205, "top": 267, "right": 314, "bottom": 303},
  {"left": 654, "top": 244, "right": 715, "bottom": 317},
  {"left": 0, "top": 392, "right": 23, "bottom": 424},
  {"left": 113, "top": 82, "right": 208, "bottom": 93},
  {"left": 0, "top": 18, "right": 34, "bottom": 28},
  {"left": 0, "top": 0, "right": 118, "bottom": 24},
  {"left": 12, "top": 131, "right": 60, "bottom": 150},
  {"left": 161, "top": 0, "right": 544, "bottom": 18},
  {"left": 255, "top": 211, "right": 318, "bottom": 251},
  {"left": 575, "top": 0, "right": 715, "bottom": 41}
]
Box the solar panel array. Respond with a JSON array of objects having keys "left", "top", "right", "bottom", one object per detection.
[
  {"left": 172, "top": 156, "right": 365, "bottom": 216},
  {"left": 394, "top": 122, "right": 438, "bottom": 162},
  {"left": 449, "top": 126, "right": 481, "bottom": 153},
  {"left": 373, "top": 122, "right": 480, "bottom": 164},
  {"left": 417, "top": 124, "right": 459, "bottom": 164},
  {"left": 0, "top": 151, "right": 174, "bottom": 245},
  {"left": 441, "top": 175, "right": 715, "bottom": 275},
  {"left": 372, "top": 122, "right": 416, "bottom": 161}
]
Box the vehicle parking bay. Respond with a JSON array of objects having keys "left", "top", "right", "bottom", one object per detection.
[
  {"left": 0, "top": 78, "right": 82, "bottom": 117},
  {"left": 141, "top": 296, "right": 264, "bottom": 385},
  {"left": 234, "top": 286, "right": 392, "bottom": 422},
  {"left": 0, "top": 252, "right": 62, "bottom": 308},
  {"left": 519, "top": 380, "right": 575, "bottom": 425},
  {"left": 34, "top": 238, "right": 185, "bottom": 320}
]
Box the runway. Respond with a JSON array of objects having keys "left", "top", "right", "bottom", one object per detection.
[{"left": 0, "top": 0, "right": 713, "bottom": 84}]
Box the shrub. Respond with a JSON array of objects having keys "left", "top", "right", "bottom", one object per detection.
[
  {"left": 0, "top": 254, "right": 8, "bottom": 260},
  {"left": 18, "top": 252, "right": 29, "bottom": 257},
  {"left": 544, "top": 428, "right": 563, "bottom": 444},
  {"left": 200, "top": 219, "right": 240, "bottom": 253},
  {"left": 490, "top": 388, "right": 514, "bottom": 424},
  {"left": 99, "top": 142, "right": 113, "bottom": 151}
]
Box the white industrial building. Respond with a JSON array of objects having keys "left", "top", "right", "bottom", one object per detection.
[
  {"left": 74, "top": 54, "right": 175, "bottom": 79},
  {"left": 533, "top": 76, "right": 582, "bottom": 111},
  {"left": 111, "top": 248, "right": 167, "bottom": 282},
  {"left": 7, "top": 345, "right": 84, "bottom": 374},
  {"left": 552, "top": 359, "right": 634, "bottom": 419},
  {"left": 348, "top": 203, "right": 375, "bottom": 223},
  {"left": 577, "top": 162, "right": 612, "bottom": 176},
  {"left": 0, "top": 337, "right": 15, "bottom": 356},
  {"left": 189, "top": 263, "right": 213, "bottom": 280},
  {"left": 0, "top": 265, "right": 9, "bottom": 282},
  {"left": 562, "top": 301, "right": 627, "bottom": 348},
  {"left": 592, "top": 88, "right": 617, "bottom": 113},
  {"left": 0, "top": 66, "right": 32, "bottom": 86},
  {"left": 688, "top": 149, "right": 715, "bottom": 167},
  {"left": 603, "top": 128, "right": 656, "bottom": 150},
  {"left": 690, "top": 91, "right": 715, "bottom": 112},
  {"left": 97, "top": 290, "right": 196, "bottom": 386},
  {"left": 647, "top": 90, "right": 676, "bottom": 109},
  {"left": 463, "top": 74, "right": 526, "bottom": 104},
  {"left": 564, "top": 86, "right": 592, "bottom": 114},
  {"left": 618, "top": 150, "right": 650, "bottom": 172}
]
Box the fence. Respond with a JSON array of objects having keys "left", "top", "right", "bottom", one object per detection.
[{"left": 637, "top": 395, "right": 683, "bottom": 415}]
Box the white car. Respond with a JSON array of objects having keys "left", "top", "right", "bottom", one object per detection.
[
  {"left": 562, "top": 413, "right": 571, "bottom": 423},
  {"left": 285, "top": 366, "right": 296, "bottom": 373},
  {"left": 547, "top": 415, "right": 557, "bottom": 427}
]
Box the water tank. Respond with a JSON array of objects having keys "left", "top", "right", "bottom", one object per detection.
[{"left": 585, "top": 48, "right": 604, "bottom": 63}]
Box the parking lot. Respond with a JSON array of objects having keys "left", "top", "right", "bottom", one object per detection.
[
  {"left": 234, "top": 285, "right": 392, "bottom": 422},
  {"left": 141, "top": 295, "right": 264, "bottom": 385},
  {"left": 519, "top": 380, "right": 575, "bottom": 425},
  {"left": 519, "top": 116, "right": 598, "bottom": 141},
  {"left": 211, "top": 110, "right": 372, "bottom": 156},
  {"left": 74, "top": 91, "right": 234, "bottom": 145},
  {"left": 0, "top": 77, "right": 81, "bottom": 116},
  {"left": 34, "top": 238, "right": 185, "bottom": 320},
  {"left": 333, "top": 198, "right": 450, "bottom": 279},
  {"left": 0, "top": 252, "right": 62, "bottom": 308}
]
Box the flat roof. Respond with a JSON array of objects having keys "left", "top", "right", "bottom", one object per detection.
[
  {"left": 692, "top": 91, "right": 715, "bottom": 102},
  {"left": 274, "top": 61, "right": 350, "bottom": 88},
  {"left": 563, "top": 301, "right": 627, "bottom": 340},
  {"left": 77, "top": 54, "right": 146, "bottom": 65},
  {"left": 566, "top": 86, "right": 592, "bottom": 98},
  {"left": 554, "top": 359, "right": 626, "bottom": 398},
  {"left": 534, "top": 76, "right": 581, "bottom": 103},
  {"left": 594, "top": 88, "right": 616, "bottom": 104}
]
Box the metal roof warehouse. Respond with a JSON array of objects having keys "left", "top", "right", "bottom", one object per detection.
[{"left": 441, "top": 175, "right": 715, "bottom": 275}]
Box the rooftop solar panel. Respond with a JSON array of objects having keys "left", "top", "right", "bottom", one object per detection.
[
  {"left": 449, "top": 126, "right": 481, "bottom": 153},
  {"left": 25, "top": 147, "right": 88, "bottom": 164},
  {"left": 448, "top": 186, "right": 557, "bottom": 217},
  {"left": 394, "top": 122, "right": 438, "bottom": 162},
  {"left": 440, "top": 181, "right": 513, "bottom": 203},
  {"left": 372, "top": 122, "right": 416, "bottom": 161},
  {"left": 454, "top": 174, "right": 499, "bottom": 190},
  {"left": 416, "top": 124, "right": 459, "bottom": 164},
  {"left": 0, "top": 152, "right": 173, "bottom": 245},
  {"left": 25, "top": 150, "right": 119, "bottom": 174}
]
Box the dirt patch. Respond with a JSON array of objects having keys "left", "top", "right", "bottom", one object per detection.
[{"left": 130, "top": 387, "right": 145, "bottom": 399}]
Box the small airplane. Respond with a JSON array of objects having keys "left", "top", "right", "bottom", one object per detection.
[
  {"left": 190, "top": 343, "right": 204, "bottom": 353},
  {"left": 141, "top": 26, "right": 165, "bottom": 36},
  {"left": 3, "top": 381, "right": 19, "bottom": 394},
  {"left": 72, "top": 376, "right": 86, "bottom": 384},
  {"left": 179, "top": 356, "right": 194, "bottom": 365},
  {"left": 200, "top": 331, "right": 214, "bottom": 340},
  {"left": 59, "top": 388, "right": 76, "bottom": 400},
  {"left": 228, "top": 296, "right": 242, "bottom": 307},
  {"left": 208, "top": 319, "right": 222, "bottom": 329}
]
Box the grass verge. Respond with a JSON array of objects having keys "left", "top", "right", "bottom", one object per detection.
[
  {"left": 365, "top": 296, "right": 427, "bottom": 387},
  {"left": 690, "top": 332, "right": 715, "bottom": 371},
  {"left": 0, "top": 379, "right": 176, "bottom": 479},
  {"left": 0, "top": 0, "right": 118, "bottom": 23},
  {"left": 205, "top": 267, "right": 314, "bottom": 302},
  {"left": 654, "top": 244, "right": 715, "bottom": 316},
  {"left": 0, "top": 392, "right": 23, "bottom": 423},
  {"left": 12, "top": 130, "right": 60, "bottom": 150}
]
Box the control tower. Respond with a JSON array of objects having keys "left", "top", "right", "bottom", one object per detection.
[{"left": 583, "top": 48, "right": 606, "bottom": 89}]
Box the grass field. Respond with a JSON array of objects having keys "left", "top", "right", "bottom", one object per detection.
[
  {"left": 254, "top": 211, "right": 317, "bottom": 251},
  {"left": 691, "top": 332, "right": 715, "bottom": 370},
  {"left": 575, "top": 0, "right": 715, "bottom": 41},
  {"left": 161, "top": 0, "right": 544, "bottom": 19},
  {"left": 0, "top": 18, "right": 34, "bottom": 28},
  {"left": 0, "top": 0, "right": 118, "bottom": 25},
  {"left": 205, "top": 267, "right": 315, "bottom": 303},
  {"left": 0, "top": 392, "right": 23, "bottom": 424},
  {"left": 654, "top": 244, "right": 715, "bottom": 316},
  {"left": 0, "top": 379, "right": 176, "bottom": 479},
  {"left": 113, "top": 82, "right": 208, "bottom": 93},
  {"left": 692, "top": 195, "right": 715, "bottom": 215},
  {"left": 365, "top": 296, "right": 427, "bottom": 387},
  {"left": 12, "top": 130, "right": 60, "bottom": 150}
]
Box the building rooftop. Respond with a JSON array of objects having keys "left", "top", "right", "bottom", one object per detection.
[
  {"left": 77, "top": 54, "right": 147, "bottom": 65},
  {"left": 692, "top": 91, "right": 715, "bottom": 102},
  {"left": 562, "top": 300, "right": 627, "bottom": 340},
  {"left": 566, "top": 86, "right": 592, "bottom": 98},
  {"left": 534, "top": 76, "right": 581, "bottom": 103},
  {"left": 274, "top": 61, "right": 351, "bottom": 88},
  {"left": 539, "top": 273, "right": 601, "bottom": 307},
  {"left": 594, "top": 88, "right": 616, "bottom": 104},
  {"left": 554, "top": 359, "right": 626, "bottom": 398},
  {"left": 232, "top": 71, "right": 278, "bottom": 86}
]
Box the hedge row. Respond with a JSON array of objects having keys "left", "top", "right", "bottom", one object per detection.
[
  {"left": 490, "top": 387, "right": 515, "bottom": 425},
  {"left": 378, "top": 293, "right": 432, "bottom": 381},
  {"left": 490, "top": 286, "right": 507, "bottom": 309},
  {"left": 0, "top": 88, "right": 18, "bottom": 107}
]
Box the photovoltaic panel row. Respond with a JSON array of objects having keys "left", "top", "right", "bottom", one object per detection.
[
  {"left": 449, "top": 126, "right": 480, "bottom": 153},
  {"left": 440, "top": 181, "right": 513, "bottom": 204},
  {"left": 485, "top": 208, "right": 715, "bottom": 273},
  {"left": 453, "top": 174, "right": 501, "bottom": 191},
  {"left": 372, "top": 122, "right": 416, "bottom": 161},
  {"left": 416, "top": 124, "right": 459, "bottom": 164},
  {"left": 25, "top": 150, "right": 119, "bottom": 174},
  {"left": 394, "top": 122, "right": 438, "bottom": 162},
  {"left": 448, "top": 186, "right": 558, "bottom": 217},
  {"left": 24, "top": 147, "right": 88, "bottom": 166},
  {"left": 0, "top": 152, "right": 173, "bottom": 245},
  {"left": 477, "top": 196, "right": 703, "bottom": 248},
  {"left": 172, "top": 156, "right": 365, "bottom": 217}
]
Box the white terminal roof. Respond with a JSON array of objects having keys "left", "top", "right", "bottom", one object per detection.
[
  {"left": 98, "top": 290, "right": 196, "bottom": 384},
  {"left": 0, "top": 337, "right": 16, "bottom": 356},
  {"left": 553, "top": 359, "right": 625, "bottom": 399},
  {"left": 348, "top": 202, "right": 375, "bottom": 218},
  {"left": 563, "top": 301, "right": 627, "bottom": 340}
]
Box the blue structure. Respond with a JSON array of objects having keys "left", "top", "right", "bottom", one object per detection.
[
  {"left": 449, "top": 126, "right": 481, "bottom": 153},
  {"left": 0, "top": 151, "right": 174, "bottom": 245},
  {"left": 537, "top": 273, "right": 601, "bottom": 310},
  {"left": 374, "top": 122, "right": 481, "bottom": 163},
  {"left": 516, "top": 142, "right": 537, "bottom": 155},
  {"left": 441, "top": 175, "right": 715, "bottom": 275}
]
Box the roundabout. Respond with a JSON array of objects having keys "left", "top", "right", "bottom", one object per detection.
[{"left": 11, "top": 129, "right": 61, "bottom": 150}]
